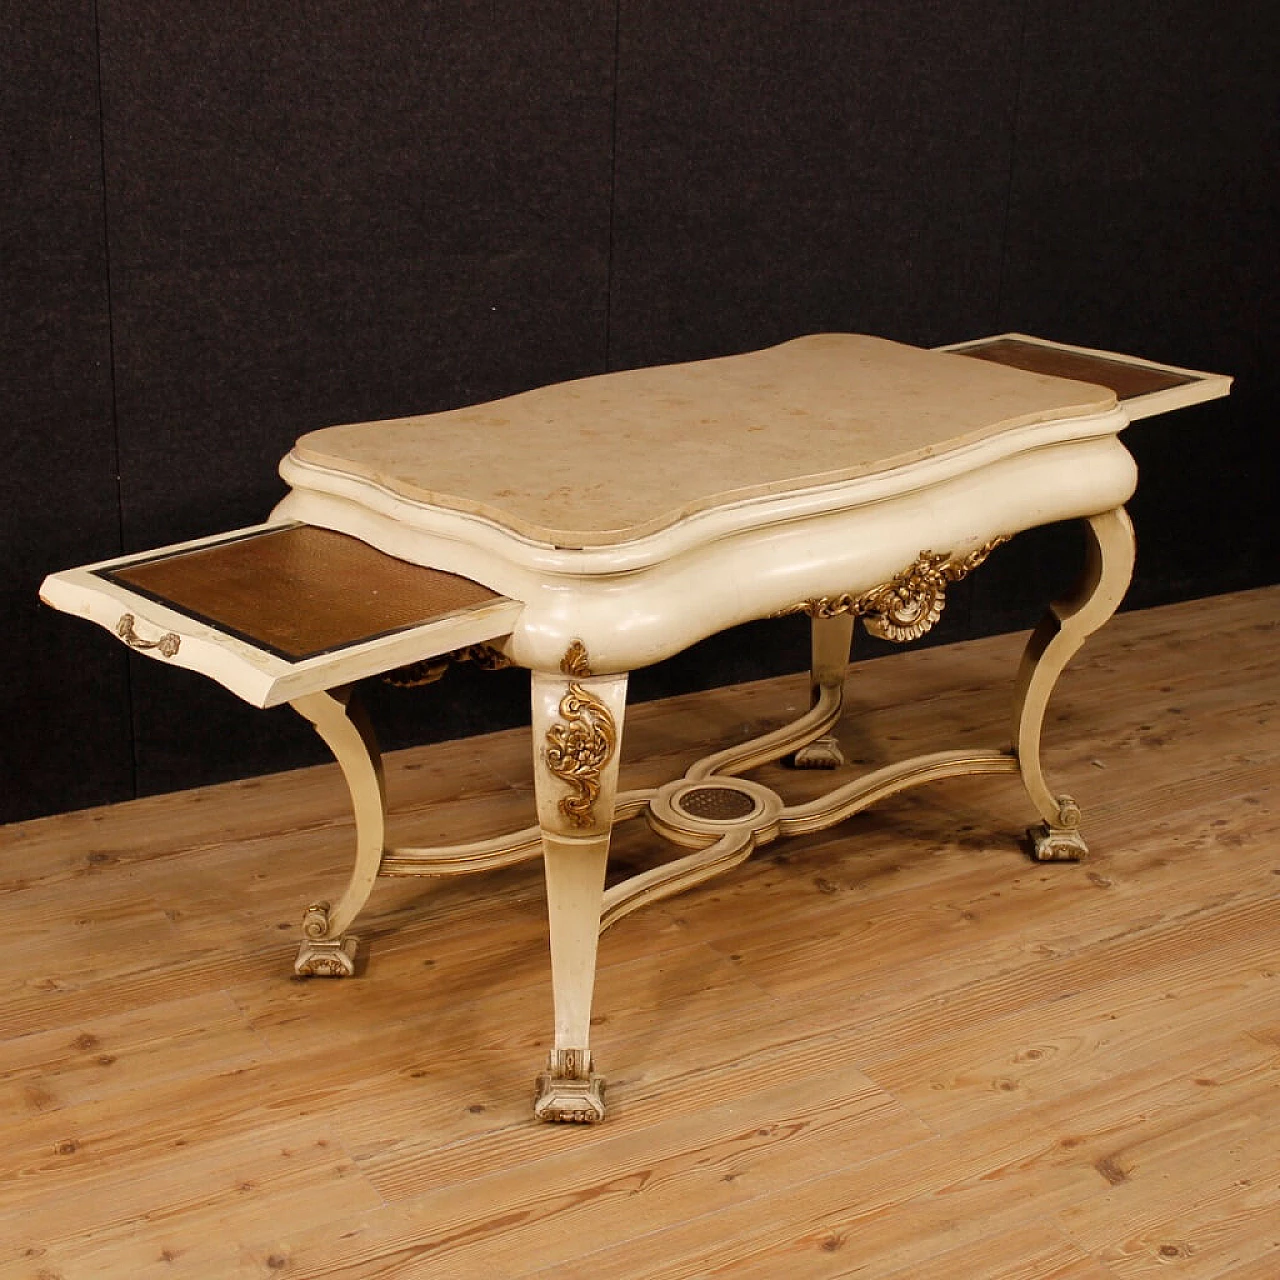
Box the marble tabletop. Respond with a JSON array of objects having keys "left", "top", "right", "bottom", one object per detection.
[{"left": 290, "top": 334, "right": 1116, "bottom": 549}]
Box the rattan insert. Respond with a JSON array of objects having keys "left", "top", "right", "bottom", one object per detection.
[
  {"left": 677, "top": 786, "right": 760, "bottom": 821},
  {"left": 956, "top": 339, "right": 1197, "bottom": 401},
  {"left": 103, "top": 525, "right": 503, "bottom": 661}
]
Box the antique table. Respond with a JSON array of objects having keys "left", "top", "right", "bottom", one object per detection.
[{"left": 41, "top": 333, "right": 1230, "bottom": 1122}]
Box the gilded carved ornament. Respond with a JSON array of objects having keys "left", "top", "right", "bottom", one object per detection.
[
  {"left": 383, "top": 643, "right": 512, "bottom": 688},
  {"left": 544, "top": 640, "right": 617, "bottom": 829},
  {"left": 778, "top": 538, "right": 1009, "bottom": 641}
]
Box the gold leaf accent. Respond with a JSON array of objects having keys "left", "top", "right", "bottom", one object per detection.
[
  {"left": 559, "top": 639, "right": 593, "bottom": 678},
  {"left": 545, "top": 642, "right": 616, "bottom": 828},
  {"left": 301, "top": 901, "right": 332, "bottom": 940},
  {"left": 383, "top": 643, "right": 512, "bottom": 688},
  {"left": 778, "top": 537, "right": 1008, "bottom": 642}
]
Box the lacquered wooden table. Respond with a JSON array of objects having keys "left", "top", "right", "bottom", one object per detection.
[{"left": 42, "top": 333, "right": 1230, "bottom": 1122}]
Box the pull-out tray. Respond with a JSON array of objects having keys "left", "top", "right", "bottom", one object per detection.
[
  {"left": 40, "top": 522, "right": 522, "bottom": 708},
  {"left": 938, "top": 333, "right": 1232, "bottom": 420}
]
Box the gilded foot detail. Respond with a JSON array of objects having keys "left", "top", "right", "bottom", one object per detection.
[
  {"left": 294, "top": 901, "right": 359, "bottom": 976},
  {"left": 792, "top": 734, "right": 845, "bottom": 769},
  {"left": 534, "top": 1049, "right": 606, "bottom": 1124},
  {"left": 294, "top": 936, "right": 359, "bottom": 976},
  {"left": 1028, "top": 796, "right": 1088, "bottom": 862},
  {"left": 1029, "top": 824, "right": 1089, "bottom": 862}
]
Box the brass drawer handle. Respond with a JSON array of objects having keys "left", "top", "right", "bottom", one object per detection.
[{"left": 116, "top": 613, "right": 181, "bottom": 658}]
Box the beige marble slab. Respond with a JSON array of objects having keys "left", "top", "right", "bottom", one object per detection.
[{"left": 292, "top": 334, "right": 1115, "bottom": 548}]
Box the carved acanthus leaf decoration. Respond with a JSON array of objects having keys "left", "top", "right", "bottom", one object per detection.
[
  {"left": 560, "top": 639, "right": 593, "bottom": 678},
  {"left": 545, "top": 641, "right": 616, "bottom": 828},
  {"left": 778, "top": 537, "right": 1009, "bottom": 642}
]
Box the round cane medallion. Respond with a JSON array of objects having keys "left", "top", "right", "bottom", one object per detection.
[{"left": 677, "top": 785, "right": 760, "bottom": 822}]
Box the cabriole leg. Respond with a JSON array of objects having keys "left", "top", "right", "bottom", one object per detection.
[
  {"left": 289, "top": 686, "right": 387, "bottom": 975},
  {"left": 530, "top": 653, "right": 628, "bottom": 1123},
  {"left": 1012, "top": 508, "right": 1136, "bottom": 861},
  {"left": 792, "top": 613, "right": 855, "bottom": 768}
]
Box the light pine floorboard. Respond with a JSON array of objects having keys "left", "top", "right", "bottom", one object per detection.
[{"left": 0, "top": 586, "right": 1276, "bottom": 1278}]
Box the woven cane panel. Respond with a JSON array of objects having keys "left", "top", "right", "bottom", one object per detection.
[
  {"left": 105, "top": 525, "right": 502, "bottom": 660},
  {"left": 677, "top": 786, "right": 758, "bottom": 821},
  {"left": 956, "top": 339, "right": 1197, "bottom": 401}
]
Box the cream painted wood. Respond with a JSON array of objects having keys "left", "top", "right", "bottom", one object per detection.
[
  {"left": 274, "top": 333, "right": 1231, "bottom": 677},
  {"left": 807, "top": 614, "right": 857, "bottom": 699},
  {"left": 265, "top": 510, "right": 1134, "bottom": 1092},
  {"left": 935, "top": 332, "right": 1233, "bottom": 420},
  {"left": 1012, "top": 507, "right": 1138, "bottom": 860},
  {"left": 778, "top": 749, "right": 1020, "bottom": 838},
  {"left": 289, "top": 688, "right": 387, "bottom": 976},
  {"left": 686, "top": 685, "right": 845, "bottom": 784},
  {"left": 38, "top": 522, "right": 523, "bottom": 709},
  {"left": 619, "top": 747, "right": 1019, "bottom": 929},
  {"left": 279, "top": 408, "right": 1133, "bottom": 572},
  {"left": 599, "top": 829, "right": 757, "bottom": 934},
  {"left": 792, "top": 614, "right": 856, "bottom": 768},
  {"left": 539, "top": 508, "right": 1130, "bottom": 937},
  {"left": 278, "top": 433, "right": 1137, "bottom": 675},
  {"left": 530, "top": 667, "right": 629, "bottom": 1123}
]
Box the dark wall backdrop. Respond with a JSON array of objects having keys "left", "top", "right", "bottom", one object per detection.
[{"left": 4, "top": 2, "right": 1276, "bottom": 823}]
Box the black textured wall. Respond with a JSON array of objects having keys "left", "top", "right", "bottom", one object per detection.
[
  {"left": 3, "top": 3, "right": 133, "bottom": 818},
  {"left": 4, "top": 2, "right": 1276, "bottom": 822}
]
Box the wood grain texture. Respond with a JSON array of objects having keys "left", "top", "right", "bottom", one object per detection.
[
  {"left": 956, "top": 338, "right": 1198, "bottom": 400},
  {"left": 0, "top": 586, "right": 1276, "bottom": 1277}
]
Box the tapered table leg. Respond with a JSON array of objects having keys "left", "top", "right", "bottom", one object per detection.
[
  {"left": 529, "top": 645, "right": 628, "bottom": 1123},
  {"left": 793, "top": 614, "right": 855, "bottom": 768},
  {"left": 1012, "top": 507, "right": 1136, "bottom": 860}
]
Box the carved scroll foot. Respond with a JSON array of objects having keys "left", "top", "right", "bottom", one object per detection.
[
  {"left": 534, "top": 1051, "right": 606, "bottom": 1124},
  {"left": 294, "top": 901, "right": 359, "bottom": 976},
  {"left": 295, "top": 936, "right": 360, "bottom": 976},
  {"left": 1029, "top": 823, "right": 1090, "bottom": 863},
  {"left": 792, "top": 733, "right": 845, "bottom": 769},
  {"left": 1027, "top": 796, "right": 1088, "bottom": 862}
]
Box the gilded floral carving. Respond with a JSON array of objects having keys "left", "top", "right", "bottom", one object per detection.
[
  {"left": 779, "top": 538, "right": 1008, "bottom": 642},
  {"left": 544, "top": 641, "right": 616, "bottom": 829}
]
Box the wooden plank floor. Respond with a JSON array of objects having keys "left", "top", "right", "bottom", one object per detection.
[{"left": 1, "top": 586, "right": 1276, "bottom": 1279}]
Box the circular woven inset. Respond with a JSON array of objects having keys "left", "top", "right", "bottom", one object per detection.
[{"left": 677, "top": 785, "right": 758, "bottom": 821}]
